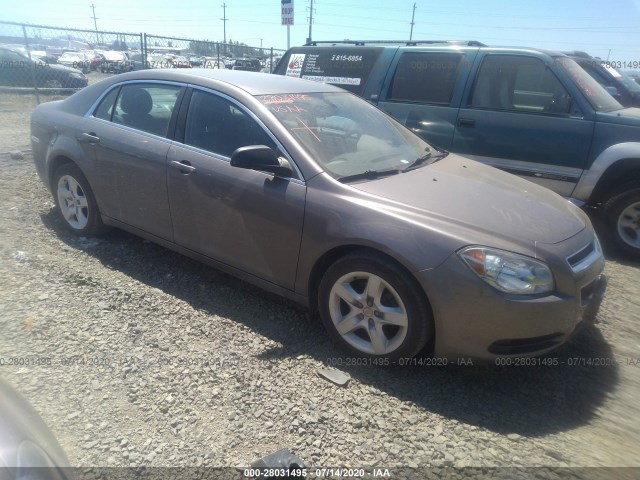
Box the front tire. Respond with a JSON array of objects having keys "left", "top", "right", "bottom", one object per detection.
[
  {"left": 318, "top": 251, "right": 433, "bottom": 360},
  {"left": 603, "top": 185, "right": 640, "bottom": 261},
  {"left": 53, "top": 164, "right": 107, "bottom": 236}
]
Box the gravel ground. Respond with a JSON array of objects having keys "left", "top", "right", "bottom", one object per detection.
[{"left": 0, "top": 87, "right": 639, "bottom": 477}]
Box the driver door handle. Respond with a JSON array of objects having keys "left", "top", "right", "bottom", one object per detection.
[
  {"left": 458, "top": 117, "right": 476, "bottom": 127},
  {"left": 170, "top": 160, "right": 196, "bottom": 175},
  {"left": 80, "top": 132, "right": 100, "bottom": 144}
]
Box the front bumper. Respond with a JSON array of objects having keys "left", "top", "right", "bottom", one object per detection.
[{"left": 418, "top": 231, "right": 606, "bottom": 361}]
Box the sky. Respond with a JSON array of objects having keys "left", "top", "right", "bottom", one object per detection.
[{"left": 1, "top": 0, "right": 639, "bottom": 60}]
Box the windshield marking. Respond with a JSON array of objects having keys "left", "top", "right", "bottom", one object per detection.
[
  {"left": 291, "top": 116, "right": 321, "bottom": 142},
  {"left": 272, "top": 105, "right": 307, "bottom": 113},
  {"left": 261, "top": 94, "right": 309, "bottom": 105}
]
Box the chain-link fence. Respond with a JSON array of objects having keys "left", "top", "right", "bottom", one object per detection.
[
  {"left": 0, "top": 21, "right": 287, "bottom": 104},
  {"left": 143, "top": 34, "right": 285, "bottom": 73},
  {"left": 0, "top": 21, "right": 142, "bottom": 103}
]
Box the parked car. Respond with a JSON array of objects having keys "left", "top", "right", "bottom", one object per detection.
[
  {"left": 188, "top": 55, "right": 205, "bottom": 67},
  {"left": 31, "top": 69, "right": 606, "bottom": 362},
  {"left": 227, "top": 58, "right": 262, "bottom": 72},
  {"left": 145, "top": 53, "right": 171, "bottom": 69},
  {"left": 565, "top": 51, "right": 640, "bottom": 107},
  {"left": 170, "top": 55, "right": 192, "bottom": 68},
  {"left": 0, "top": 46, "right": 87, "bottom": 89},
  {"left": 125, "top": 52, "right": 149, "bottom": 71},
  {"left": 99, "top": 50, "right": 132, "bottom": 73},
  {"left": 275, "top": 41, "right": 640, "bottom": 260},
  {"left": 57, "top": 50, "right": 91, "bottom": 73},
  {"left": 84, "top": 49, "right": 104, "bottom": 71},
  {"left": 0, "top": 377, "right": 71, "bottom": 477},
  {"left": 202, "top": 57, "right": 224, "bottom": 69}
]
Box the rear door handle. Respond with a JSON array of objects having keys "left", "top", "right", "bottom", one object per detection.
[
  {"left": 80, "top": 132, "right": 100, "bottom": 144},
  {"left": 458, "top": 118, "right": 476, "bottom": 127},
  {"left": 170, "top": 160, "right": 196, "bottom": 175}
]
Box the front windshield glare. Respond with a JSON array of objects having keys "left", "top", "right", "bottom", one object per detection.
[{"left": 257, "top": 92, "right": 436, "bottom": 179}]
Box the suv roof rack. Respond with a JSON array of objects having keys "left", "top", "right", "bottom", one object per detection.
[{"left": 303, "top": 40, "right": 486, "bottom": 47}]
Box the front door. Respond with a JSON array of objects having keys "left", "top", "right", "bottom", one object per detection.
[
  {"left": 452, "top": 54, "right": 594, "bottom": 196},
  {"left": 167, "top": 89, "right": 306, "bottom": 289}
]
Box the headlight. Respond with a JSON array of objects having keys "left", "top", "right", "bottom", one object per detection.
[
  {"left": 69, "top": 72, "right": 85, "bottom": 80},
  {"left": 458, "top": 246, "right": 554, "bottom": 295}
]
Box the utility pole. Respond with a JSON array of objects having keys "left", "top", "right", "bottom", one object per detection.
[
  {"left": 91, "top": 4, "right": 99, "bottom": 45},
  {"left": 306, "top": 0, "right": 314, "bottom": 44},
  {"left": 409, "top": 3, "right": 416, "bottom": 41},
  {"left": 221, "top": 3, "right": 228, "bottom": 46}
]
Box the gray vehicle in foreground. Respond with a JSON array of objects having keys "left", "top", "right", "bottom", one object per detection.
[{"left": 31, "top": 70, "right": 606, "bottom": 362}]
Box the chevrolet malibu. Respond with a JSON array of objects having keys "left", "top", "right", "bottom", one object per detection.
[{"left": 31, "top": 70, "right": 607, "bottom": 362}]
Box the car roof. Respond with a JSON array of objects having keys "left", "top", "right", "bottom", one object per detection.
[
  {"left": 111, "top": 68, "right": 344, "bottom": 95},
  {"left": 287, "top": 42, "right": 567, "bottom": 57}
]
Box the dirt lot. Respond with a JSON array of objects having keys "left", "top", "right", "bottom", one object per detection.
[{"left": 0, "top": 85, "right": 639, "bottom": 477}]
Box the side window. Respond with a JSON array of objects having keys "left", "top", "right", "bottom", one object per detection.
[
  {"left": 388, "top": 52, "right": 462, "bottom": 104},
  {"left": 184, "top": 90, "right": 277, "bottom": 157},
  {"left": 471, "top": 55, "right": 572, "bottom": 115},
  {"left": 112, "top": 83, "right": 182, "bottom": 136},
  {"left": 93, "top": 86, "right": 120, "bottom": 121}
]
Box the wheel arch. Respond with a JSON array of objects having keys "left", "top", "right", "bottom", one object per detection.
[
  {"left": 589, "top": 157, "right": 640, "bottom": 205},
  {"left": 47, "top": 155, "right": 76, "bottom": 192},
  {"left": 307, "top": 244, "right": 433, "bottom": 316}
]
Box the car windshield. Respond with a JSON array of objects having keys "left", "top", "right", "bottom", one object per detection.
[
  {"left": 102, "top": 51, "right": 124, "bottom": 61},
  {"left": 257, "top": 92, "right": 440, "bottom": 180},
  {"left": 555, "top": 56, "right": 623, "bottom": 112},
  {"left": 606, "top": 66, "right": 640, "bottom": 94},
  {"left": 61, "top": 52, "right": 82, "bottom": 60}
]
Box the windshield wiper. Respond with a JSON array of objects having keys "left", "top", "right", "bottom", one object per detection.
[
  {"left": 338, "top": 169, "right": 401, "bottom": 184},
  {"left": 403, "top": 151, "right": 448, "bottom": 171}
]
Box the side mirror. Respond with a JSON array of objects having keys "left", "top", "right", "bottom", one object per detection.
[
  {"left": 230, "top": 145, "right": 293, "bottom": 177},
  {"left": 604, "top": 86, "right": 621, "bottom": 100}
]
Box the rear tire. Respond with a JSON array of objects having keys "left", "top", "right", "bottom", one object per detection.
[
  {"left": 53, "top": 164, "right": 107, "bottom": 237},
  {"left": 602, "top": 185, "right": 640, "bottom": 261},
  {"left": 318, "top": 251, "right": 433, "bottom": 361}
]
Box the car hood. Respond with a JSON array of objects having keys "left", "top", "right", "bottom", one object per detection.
[{"left": 350, "top": 154, "right": 586, "bottom": 246}]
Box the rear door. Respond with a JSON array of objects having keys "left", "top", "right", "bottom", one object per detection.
[
  {"left": 451, "top": 53, "right": 594, "bottom": 196},
  {"left": 377, "top": 49, "right": 477, "bottom": 150},
  {"left": 82, "top": 81, "right": 184, "bottom": 240},
  {"left": 166, "top": 88, "right": 306, "bottom": 289}
]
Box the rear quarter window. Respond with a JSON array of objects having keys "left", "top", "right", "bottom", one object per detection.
[{"left": 93, "top": 86, "right": 120, "bottom": 121}]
